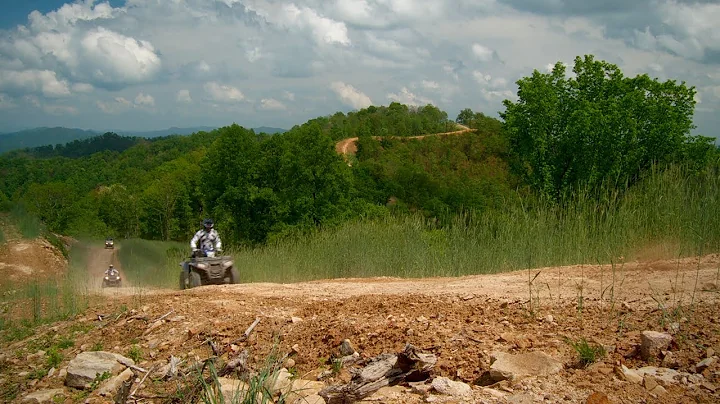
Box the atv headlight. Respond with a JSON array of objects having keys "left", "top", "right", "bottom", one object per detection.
[
  {"left": 104, "top": 277, "right": 109, "bottom": 280},
  {"left": 222, "top": 260, "right": 234, "bottom": 269},
  {"left": 196, "top": 263, "right": 208, "bottom": 270}
]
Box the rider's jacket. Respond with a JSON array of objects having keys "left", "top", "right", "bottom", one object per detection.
[{"left": 190, "top": 228, "right": 222, "bottom": 251}]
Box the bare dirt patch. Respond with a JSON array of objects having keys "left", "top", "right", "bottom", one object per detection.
[
  {"left": 3, "top": 254, "right": 719, "bottom": 403},
  {"left": 0, "top": 235, "right": 67, "bottom": 289}
]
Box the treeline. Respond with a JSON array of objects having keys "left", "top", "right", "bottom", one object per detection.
[{"left": 0, "top": 55, "right": 718, "bottom": 248}]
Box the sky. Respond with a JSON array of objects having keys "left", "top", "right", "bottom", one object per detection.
[{"left": 0, "top": 0, "right": 719, "bottom": 139}]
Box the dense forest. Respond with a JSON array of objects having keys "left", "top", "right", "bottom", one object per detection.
[{"left": 0, "top": 55, "right": 718, "bottom": 248}]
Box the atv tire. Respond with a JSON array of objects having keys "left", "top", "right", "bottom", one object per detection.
[
  {"left": 180, "top": 270, "right": 203, "bottom": 289},
  {"left": 229, "top": 267, "right": 240, "bottom": 284}
]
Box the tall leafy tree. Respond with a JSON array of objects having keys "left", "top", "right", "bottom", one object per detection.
[{"left": 501, "top": 54, "right": 704, "bottom": 199}]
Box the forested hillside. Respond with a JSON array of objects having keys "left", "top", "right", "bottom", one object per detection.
[{"left": 0, "top": 55, "right": 718, "bottom": 251}]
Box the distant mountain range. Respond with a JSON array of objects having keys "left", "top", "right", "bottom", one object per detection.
[{"left": 0, "top": 125, "right": 287, "bottom": 154}]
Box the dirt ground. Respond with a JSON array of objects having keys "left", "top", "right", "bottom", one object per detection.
[
  {"left": 2, "top": 251, "right": 719, "bottom": 403},
  {"left": 0, "top": 221, "right": 67, "bottom": 289},
  {"left": 85, "top": 245, "right": 131, "bottom": 292}
]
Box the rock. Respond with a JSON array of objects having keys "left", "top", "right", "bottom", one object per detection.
[
  {"left": 616, "top": 365, "right": 642, "bottom": 384},
  {"left": 286, "top": 379, "right": 325, "bottom": 403},
  {"left": 545, "top": 315, "right": 554, "bottom": 324},
  {"left": 489, "top": 351, "right": 563, "bottom": 382},
  {"left": 291, "top": 344, "right": 300, "bottom": 354},
  {"left": 97, "top": 368, "right": 134, "bottom": 397},
  {"left": 21, "top": 388, "right": 65, "bottom": 403},
  {"left": 640, "top": 331, "right": 672, "bottom": 361},
  {"left": 661, "top": 351, "right": 679, "bottom": 368},
  {"left": 291, "top": 317, "right": 303, "bottom": 324},
  {"left": 707, "top": 347, "right": 715, "bottom": 358},
  {"left": 585, "top": 391, "right": 610, "bottom": 404},
  {"left": 47, "top": 367, "right": 56, "bottom": 378},
  {"left": 696, "top": 357, "right": 716, "bottom": 372},
  {"left": 636, "top": 366, "right": 686, "bottom": 385},
  {"left": 295, "top": 395, "right": 325, "bottom": 404},
  {"left": 701, "top": 382, "right": 717, "bottom": 392},
  {"left": 265, "top": 368, "right": 293, "bottom": 396},
  {"left": 65, "top": 351, "right": 135, "bottom": 389},
  {"left": 644, "top": 376, "right": 658, "bottom": 391},
  {"left": 409, "top": 381, "right": 433, "bottom": 395},
  {"left": 217, "top": 377, "right": 249, "bottom": 402},
  {"left": 339, "top": 339, "right": 356, "bottom": 356},
  {"left": 666, "top": 322, "right": 680, "bottom": 334},
  {"left": 58, "top": 368, "right": 67, "bottom": 380},
  {"left": 285, "top": 358, "right": 296, "bottom": 368},
  {"left": 431, "top": 377, "right": 472, "bottom": 397},
  {"left": 649, "top": 385, "right": 667, "bottom": 396}
]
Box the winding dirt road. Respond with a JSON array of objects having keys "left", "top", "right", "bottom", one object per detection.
[
  {"left": 84, "top": 244, "right": 131, "bottom": 292},
  {"left": 334, "top": 123, "right": 472, "bottom": 156}
]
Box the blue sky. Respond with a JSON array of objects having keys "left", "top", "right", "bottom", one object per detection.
[{"left": 0, "top": 0, "right": 719, "bottom": 140}]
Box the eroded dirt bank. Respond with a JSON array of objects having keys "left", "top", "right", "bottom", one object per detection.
[{"left": 2, "top": 255, "right": 719, "bottom": 403}]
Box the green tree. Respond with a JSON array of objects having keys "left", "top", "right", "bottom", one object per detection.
[{"left": 501, "top": 54, "right": 704, "bottom": 199}]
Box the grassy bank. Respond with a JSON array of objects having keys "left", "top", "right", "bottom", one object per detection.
[
  {"left": 0, "top": 243, "right": 91, "bottom": 342},
  {"left": 113, "top": 164, "right": 719, "bottom": 288}
]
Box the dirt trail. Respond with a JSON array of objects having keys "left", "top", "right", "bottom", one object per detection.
[
  {"left": 335, "top": 123, "right": 472, "bottom": 156},
  {"left": 85, "top": 245, "right": 132, "bottom": 292}
]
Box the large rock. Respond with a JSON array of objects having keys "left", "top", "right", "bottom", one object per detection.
[
  {"left": 286, "top": 379, "right": 326, "bottom": 403},
  {"left": 265, "top": 368, "right": 294, "bottom": 397},
  {"left": 21, "top": 389, "right": 65, "bottom": 403},
  {"left": 616, "top": 365, "right": 642, "bottom": 384},
  {"left": 640, "top": 331, "right": 672, "bottom": 361},
  {"left": 431, "top": 377, "right": 472, "bottom": 397},
  {"left": 97, "top": 368, "right": 134, "bottom": 397},
  {"left": 489, "top": 351, "right": 563, "bottom": 381},
  {"left": 65, "top": 351, "right": 135, "bottom": 389},
  {"left": 217, "top": 377, "right": 249, "bottom": 402}
]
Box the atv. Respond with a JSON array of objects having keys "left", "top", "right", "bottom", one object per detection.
[
  {"left": 105, "top": 237, "right": 114, "bottom": 249},
  {"left": 179, "top": 248, "right": 239, "bottom": 289},
  {"left": 102, "top": 272, "right": 122, "bottom": 288}
]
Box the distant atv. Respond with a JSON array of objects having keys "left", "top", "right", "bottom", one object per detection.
[
  {"left": 105, "top": 237, "right": 114, "bottom": 249},
  {"left": 179, "top": 248, "right": 238, "bottom": 289},
  {"left": 102, "top": 272, "right": 121, "bottom": 288}
]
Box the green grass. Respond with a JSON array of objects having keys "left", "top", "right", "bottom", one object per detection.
[
  {"left": 9, "top": 204, "right": 43, "bottom": 239},
  {"left": 112, "top": 164, "right": 719, "bottom": 289},
  {"left": 0, "top": 242, "right": 91, "bottom": 342},
  {"left": 116, "top": 238, "right": 186, "bottom": 288}
]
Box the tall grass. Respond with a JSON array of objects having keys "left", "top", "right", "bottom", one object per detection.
[
  {"left": 9, "top": 204, "right": 43, "bottom": 239},
  {"left": 124, "top": 164, "right": 720, "bottom": 287},
  {"left": 0, "top": 243, "right": 91, "bottom": 341},
  {"left": 116, "top": 239, "right": 186, "bottom": 288}
]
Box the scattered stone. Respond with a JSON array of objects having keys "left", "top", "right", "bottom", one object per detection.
[
  {"left": 58, "top": 368, "right": 67, "bottom": 380},
  {"left": 585, "top": 391, "right": 610, "bottom": 404},
  {"left": 285, "top": 358, "right": 296, "bottom": 368},
  {"left": 696, "top": 357, "right": 716, "bottom": 372},
  {"left": 21, "top": 388, "right": 65, "bottom": 403},
  {"left": 545, "top": 315, "right": 554, "bottom": 323},
  {"left": 707, "top": 347, "right": 715, "bottom": 358},
  {"left": 217, "top": 377, "right": 249, "bottom": 402},
  {"left": 636, "top": 366, "right": 687, "bottom": 386},
  {"left": 489, "top": 351, "right": 563, "bottom": 382},
  {"left": 291, "top": 317, "right": 303, "bottom": 324},
  {"left": 483, "top": 387, "right": 506, "bottom": 399},
  {"left": 265, "top": 368, "right": 293, "bottom": 397},
  {"left": 339, "top": 339, "right": 356, "bottom": 356},
  {"left": 431, "top": 377, "right": 472, "bottom": 397},
  {"left": 65, "top": 351, "right": 135, "bottom": 389},
  {"left": 47, "top": 367, "right": 56, "bottom": 378},
  {"left": 701, "top": 382, "right": 717, "bottom": 392},
  {"left": 661, "top": 351, "right": 679, "bottom": 369},
  {"left": 291, "top": 344, "right": 300, "bottom": 354},
  {"left": 644, "top": 376, "right": 658, "bottom": 391},
  {"left": 649, "top": 385, "right": 667, "bottom": 396},
  {"left": 616, "top": 365, "right": 642, "bottom": 384},
  {"left": 409, "top": 381, "right": 432, "bottom": 395},
  {"left": 286, "top": 379, "right": 325, "bottom": 403},
  {"left": 97, "top": 368, "right": 134, "bottom": 397},
  {"left": 640, "top": 331, "right": 672, "bottom": 361}
]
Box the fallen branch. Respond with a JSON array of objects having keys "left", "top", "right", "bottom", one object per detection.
[
  {"left": 129, "top": 364, "right": 148, "bottom": 373},
  {"left": 130, "top": 364, "right": 156, "bottom": 397},
  {"left": 229, "top": 317, "right": 261, "bottom": 345},
  {"left": 153, "top": 309, "right": 175, "bottom": 323}
]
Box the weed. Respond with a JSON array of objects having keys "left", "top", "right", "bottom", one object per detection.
[
  {"left": 127, "top": 345, "right": 143, "bottom": 363},
  {"left": 89, "top": 371, "right": 112, "bottom": 390},
  {"left": 28, "top": 367, "right": 49, "bottom": 380},
  {"left": 90, "top": 342, "right": 104, "bottom": 351},
  {"left": 47, "top": 347, "right": 63, "bottom": 368},
  {"left": 56, "top": 335, "right": 75, "bottom": 349},
  {"left": 330, "top": 357, "right": 343, "bottom": 376},
  {"left": 567, "top": 338, "right": 606, "bottom": 367}
]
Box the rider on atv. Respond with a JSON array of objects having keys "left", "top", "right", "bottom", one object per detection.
[
  {"left": 190, "top": 218, "right": 222, "bottom": 257},
  {"left": 105, "top": 264, "right": 119, "bottom": 277}
]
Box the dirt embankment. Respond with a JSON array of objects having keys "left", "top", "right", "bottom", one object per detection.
[
  {"left": 4, "top": 254, "right": 720, "bottom": 403},
  {"left": 0, "top": 221, "right": 68, "bottom": 289}
]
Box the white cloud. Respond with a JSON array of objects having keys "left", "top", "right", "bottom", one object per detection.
[
  {"left": 283, "top": 91, "right": 295, "bottom": 101},
  {"left": 134, "top": 92, "right": 155, "bottom": 107},
  {"left": 97, "top": 97, "right": 132, "bottom": 114},
  {"left": 71, "top": 82, "right": 93, "bottom": 93},
  {"left": 176, "top": 89, "right": 192, "bottom": 103},
  {"left": 204, "top": 82, "right": 245, "bottom": 103},
  {"left": 259, "top": 98, "right": 286, "bottom": 110},
  {"left": 0, "top": 69, "right": 71, "bottom": 97},
  {"left": 330, "top": 81, "right": 373, "bottom": 109},
  {"left": 472, "top": 43, "right": 495, "bottom": 62},
  {"left": 422, "top": 80, "right": 440, "bottom": 90},
  {"left": 387, "top": 87, "right": 433, "bottom": 106}
]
